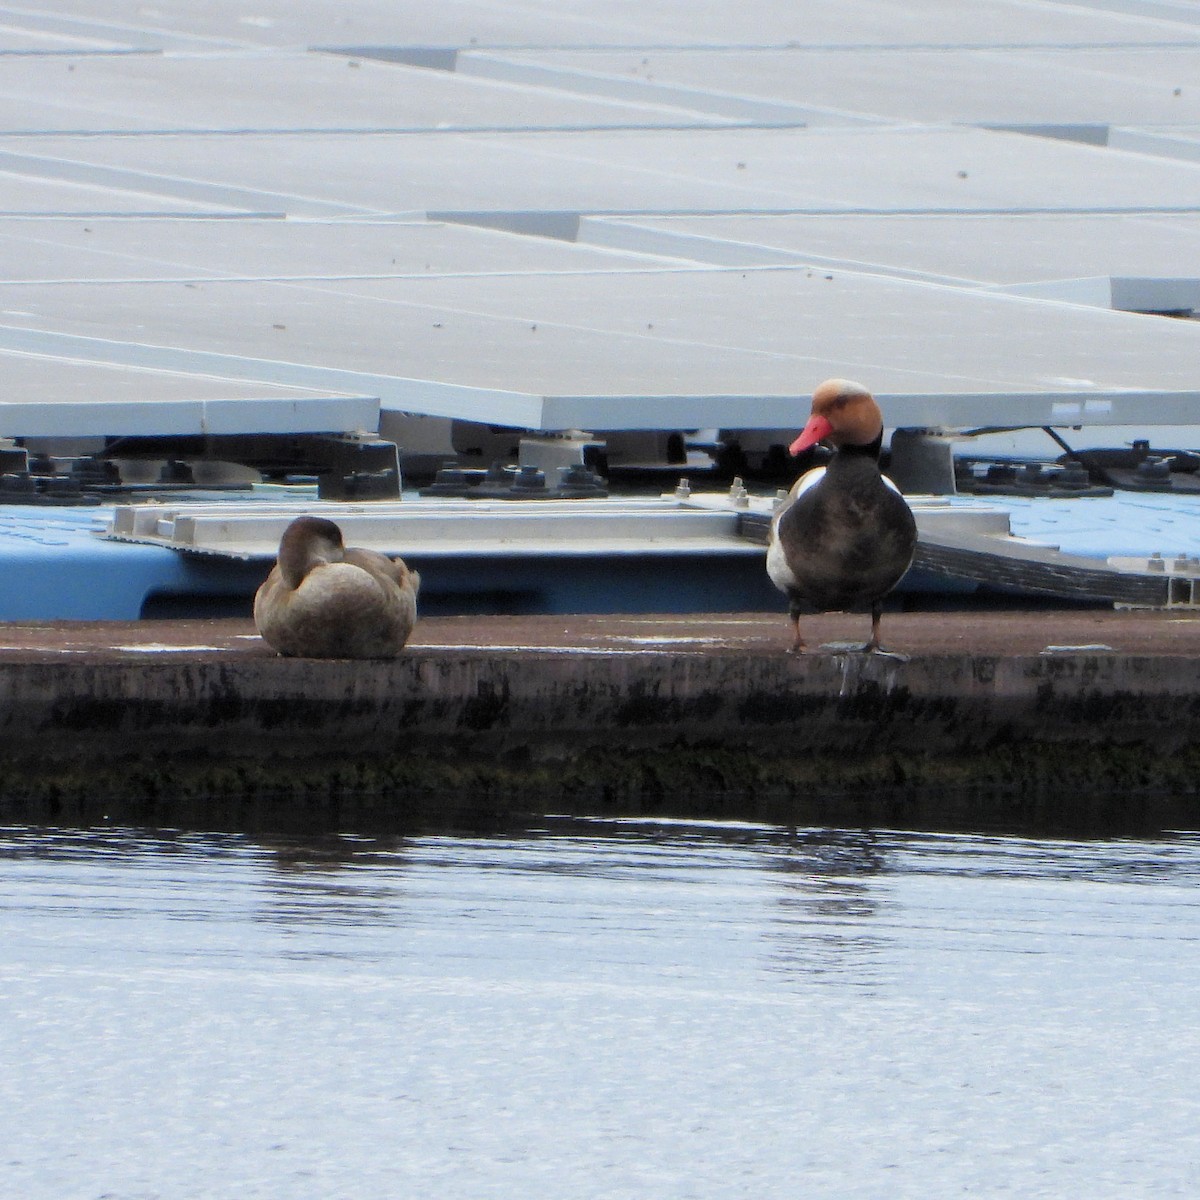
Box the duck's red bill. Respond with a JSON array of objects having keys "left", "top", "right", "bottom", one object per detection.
[{"left": 789, "top": 414, "right": 834, "bottom": 455}]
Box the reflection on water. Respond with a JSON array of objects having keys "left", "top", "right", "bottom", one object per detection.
[
  {"left": 766, "top": 830, "right": 889, "bottom": 987},
  {"left": 3, "top": 820, "right": 1200, "bottom": 1198}
]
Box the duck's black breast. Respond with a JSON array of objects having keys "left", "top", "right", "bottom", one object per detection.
[{"left": 777, "top": 450, "right": 917, "bottom": 612}]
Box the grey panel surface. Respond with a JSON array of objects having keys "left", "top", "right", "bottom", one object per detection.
[
  {"left": 0, "top": 348, "right": 374, "bottom": 437},
  {"left": 0, "top": 5, "right": 244, "bottom": 52},
  {"left": 578, "top": 212, "right": 1200, "bottom": 287},
  {"left": 0, "top": 50, "right": 755, "bottom": 136},
  {"left": 2, "top": 264, "right": 1198, "bottom": 431},
  {"left": 1109, "top": 123, "right": 1200, "bottom": 162},
  {"left": 1, "top": 0, "right": 1200, "bottom": 442},
  {"left": 0, "top": 27, "right": 128, "bottom": 52},
  {"left": 5, "top": 127, "right": 1200, "bottom": 220},
  {"left": 3, "top": 0, "right": 1194, "bottom": 51},
  {"left": 0, "top": 169, "right": 244, "bottom": 215},
  {"left": 0, "top": 216, "right": 664, "bottom": 283},
  {"left": 462, "top": 47, "right": 1200, "bottom": 127}
]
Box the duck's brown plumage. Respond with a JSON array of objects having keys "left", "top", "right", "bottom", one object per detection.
[
  {"left": 767, "top": 379, "right": 916, "bottom": 652},
  {"left": 254, "top": 515, "right": 420, "bottom": 659}
]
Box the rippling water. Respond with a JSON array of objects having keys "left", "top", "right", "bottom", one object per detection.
[{"left": 3, "top": 820, "right": 1199, "bottom": 1199}]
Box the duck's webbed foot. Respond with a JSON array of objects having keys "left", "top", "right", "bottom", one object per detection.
[{"left": 859, "top": 604, "right": 909, "bottom": 660}]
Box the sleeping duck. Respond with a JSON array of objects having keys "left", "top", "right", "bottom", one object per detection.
[
  {"left": 254, "top": 515, "right": 420, "bottom": 659},
  {"left": 767, "top": 378, "right": 917, "bottom": 653}
]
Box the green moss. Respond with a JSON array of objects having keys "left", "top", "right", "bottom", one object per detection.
[{"left": 2, "top": 736, "right": 1199, "bottom": 834}]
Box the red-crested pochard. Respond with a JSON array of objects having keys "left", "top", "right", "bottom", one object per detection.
[
  {"left": 254, "top": 515, "right": 420, "bottom": 658},
  {"left": 767, "top": 378, "right": 917, "bottom": 653}
]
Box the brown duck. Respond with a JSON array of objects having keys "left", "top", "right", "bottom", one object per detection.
[
  {"left": 767, "top": 379, "right": 917, "bottom": 653},
  {"left": 254, "top": 515, "right": 420, "bottom": 658}
]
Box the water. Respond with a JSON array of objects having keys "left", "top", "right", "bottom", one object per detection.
[{"left": 3, "top": 821, "right": 1199, "bottom": 1199}]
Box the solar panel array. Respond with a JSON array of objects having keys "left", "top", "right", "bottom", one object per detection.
[{"left": 2, "top": 0, "right": 1200, "bottom": 442}]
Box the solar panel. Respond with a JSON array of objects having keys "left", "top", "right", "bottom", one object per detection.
[
  {"left": 0, "top": 2, "right": 1199, "bottom": 442},
  {"left": 0, "top": 346, "right": 375, "bottom": 437},
  {"left": 461, "top": 46, "right": 1200, "bottom": 128}
]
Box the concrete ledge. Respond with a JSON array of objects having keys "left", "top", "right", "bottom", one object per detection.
[{"left": 1, "top": 612, "right": 1198, "bottom": 833}]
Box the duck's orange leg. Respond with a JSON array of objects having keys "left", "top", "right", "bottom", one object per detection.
[
  {"left": 865, "top": 602, "right": 883, "bottom": 653},
  {"left": 788, "top": 611, "right": 807, "bottom": 654}
]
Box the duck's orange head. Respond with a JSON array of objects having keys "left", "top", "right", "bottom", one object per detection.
[{"left": 788, "top": 378, "right": 883, "bottom": 455}]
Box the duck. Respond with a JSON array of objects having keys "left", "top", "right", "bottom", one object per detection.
[
  {"left": 254, "top": 515, "right": 420, "bottom": 658},
  {"left": 766, "top": 378, "right": 917, "bottom": 654}
]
